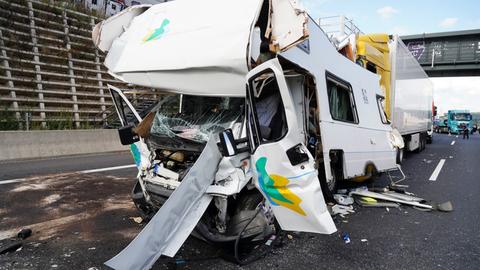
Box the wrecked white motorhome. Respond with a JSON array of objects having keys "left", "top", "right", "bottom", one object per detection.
[{"left": 93, "top": 0, "right": 405, "bottom": 268}]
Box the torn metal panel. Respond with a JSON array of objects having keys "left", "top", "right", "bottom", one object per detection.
[
  {"left": 389, "top": 128, "right": 405, "bottom": 149},
  {"left": 105, "top": 138, "right": 222, "bottom": 270},
  {"left": 270, "top": 0, "right": 309, "bottom": 52},
  {"left": 92, "top": 5, "right": 152, "bottom": 52},
  {"left": 349, "top": 189, "right": 433, "bottom": 209},
  {"left": 207, "top": 155, "right": 251, "bottom": 197}
]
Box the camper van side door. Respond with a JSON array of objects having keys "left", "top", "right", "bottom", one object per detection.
[{"left": 245, "top": 59, "right": 336, "bottom": 234}]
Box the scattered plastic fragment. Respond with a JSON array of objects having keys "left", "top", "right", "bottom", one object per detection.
[
  {"left": 334, "top": 194, "right": 354, "bottom": 205},
  {"left": 129, "top": 217, "right": 143, "bottom": 224},
  {"left": 361, "top": 239, "right": 368, "bottom": 242},
  {"left": 342, "top": 233, "right": 350, "bottom": 244},
  {"left": 88, "top": 247, "right": 96, "bottom": 250},
  {"left": 331, "top": 204, "right": 355, "bottom": 217},
  {"left": 265, "top": 235, "right": 277, "bottom": 246},
  {"left": 360, "top": 197, "right": 377, "bottom": 203},
  {"left": 436, "top": 201, "right": 453, "bottom": 212},
  {"left": 287, "top": 234, "right": 293, "bottom": 240}
]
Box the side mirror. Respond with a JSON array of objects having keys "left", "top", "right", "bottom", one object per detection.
[
  {"left": 118, "top": 124, "right": 140, "bottom": 145},
  {"left": 219, "top": 129, "right": 238, "bottom": 156}
]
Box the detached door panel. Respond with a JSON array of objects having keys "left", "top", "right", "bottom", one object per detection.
[{"left": 246, "top": 59, "right": 336, "bottom": 234}]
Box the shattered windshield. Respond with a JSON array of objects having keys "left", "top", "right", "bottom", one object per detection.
[
  {"left": 150, "top": 95, "right": 244, "bottom": 143},
  {"left": 452, "top": 113, "right": 472, "bottom": 121}
]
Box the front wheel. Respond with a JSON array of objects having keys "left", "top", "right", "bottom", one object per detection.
[{"left": 131, "top": 180, "right": 156, "bottom": 221}]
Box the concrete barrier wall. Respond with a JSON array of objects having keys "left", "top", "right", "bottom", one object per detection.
[{"left": 0, "top": 130, "right": 128, "bottom": 161}]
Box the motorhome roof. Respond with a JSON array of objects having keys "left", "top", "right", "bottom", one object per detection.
[{"left": 95, "top": 0, "right": 263, "bottom": 96}]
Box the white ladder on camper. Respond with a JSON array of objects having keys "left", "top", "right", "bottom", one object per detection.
[{"left": 386, "top": 164, "right": 407, "bottom": 187}]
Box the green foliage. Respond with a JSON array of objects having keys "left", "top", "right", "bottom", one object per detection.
[
  {"left": 0, "top": 106, "right": 20, "bottom": 131},
  {"left": 46, "top": 111, "right": 74, "bottom": 130}
]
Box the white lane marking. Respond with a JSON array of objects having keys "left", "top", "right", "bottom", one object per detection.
[
  {"left": 429, "top": 159, "right": 446, "bottom": 181},
  {"left": 0, "top": 177, "right": 40, "bottom": 185},
  {"left": 451, "top": 141, "right": 456, "bottom": 145},
  {"left": 79, "top": 164, "right": 136, "bottom": 174},
  {"left": 0, "top": 164, "right": 136, "bottom": 185}
]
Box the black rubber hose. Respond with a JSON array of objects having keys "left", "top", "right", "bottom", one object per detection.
[{"left": 233, "top": 207, "right": 264, "bottom": 265}]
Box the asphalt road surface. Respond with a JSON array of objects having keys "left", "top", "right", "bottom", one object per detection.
[{"left": 0, "top": 133, "right": 479, "bottom": 269}]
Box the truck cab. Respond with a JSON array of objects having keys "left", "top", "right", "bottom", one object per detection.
[
  {"left": 447, "top": 110, "right": 472, "bottom": 134},
  {"left": 434, "top": 116, "right": 449, "bottom": 133}
]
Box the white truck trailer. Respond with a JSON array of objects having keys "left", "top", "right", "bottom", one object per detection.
[{"left": 356, "top": 34, "right": 434, "bottom": 154}]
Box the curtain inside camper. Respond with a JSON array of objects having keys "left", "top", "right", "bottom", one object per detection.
[{"left": 327, "top": 79, "right": 356, "bottom": 123}]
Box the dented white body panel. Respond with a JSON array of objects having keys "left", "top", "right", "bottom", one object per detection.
[{"left": 279, "top": 20, "right": 398, "bottom": 180}]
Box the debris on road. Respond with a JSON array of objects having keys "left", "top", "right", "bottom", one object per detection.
[
  {"left": 0, "top": 241, "right": 23, "bottom": 255},
  {"left": 348, "top": 187, "right": 453, "bottom": 212},
  {"left": 350, "top": 188, "right": 433, "bottom": 209},
  {"left": 356, "top": 197, "right": 400, "bottom": 208},
  {"left": 361, "top": 239, "right": 368, "bottom": 242},
  {"left": 129, "top": 217, "right": 143, "bottom": 224},
  {"left": 435, "top": 201, "right": 453, "bottom": 212},
  {"left": 17, "top": 228, "right": 32, "bottom": 240},
  {"left": 334, "top": 194, "right": 354, "bottom": 205},
  {"left": 342, "top": 233, "right": 351, "bottom": 244},
  {"left": 331, "top": 204, "right": 355, "bottom": 217}
]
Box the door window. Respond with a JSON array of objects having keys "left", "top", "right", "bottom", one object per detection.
[
  {"left": 248, "top": 69, "right": 288, "bottom": 146},
  {"left": 326, "top": 73, "right": 358, "bottom": 124},
  {"left": 110, "top": 90, "right": 140, "bottom": 126}
]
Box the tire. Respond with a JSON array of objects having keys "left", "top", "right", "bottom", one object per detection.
[
  {"left": 131, "top": 180, "right": 156, "bottom": 221},
  {"left": 319, "top": 168, "right": 338, "bottom": 203},
  {"left": 235, "top": 190, "right": 265, "bottom": 214},
  {"left": 319, "top": 151, "right": 342, "bottom": 202}
]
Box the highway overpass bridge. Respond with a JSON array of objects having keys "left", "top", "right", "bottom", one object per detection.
[{"left": 402, "top": 29, "right": 480, "bottom": 77}]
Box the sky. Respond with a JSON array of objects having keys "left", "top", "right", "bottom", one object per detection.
[
  {"left": 301, "top": 0, "right": 480, "bottom": 114},
  {"left": 301, "top": 0, "right": 480, "bottom": 35}
]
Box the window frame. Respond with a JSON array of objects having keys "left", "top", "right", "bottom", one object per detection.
[
  {"left": 376, "top": 94, "right": 390, "bottom": 125},
  {"left": 246, "top": 68, "right": 289, "bottom": 153},
  {"left": 325, "top": 71, "right": 359, "bottom": 124}
]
